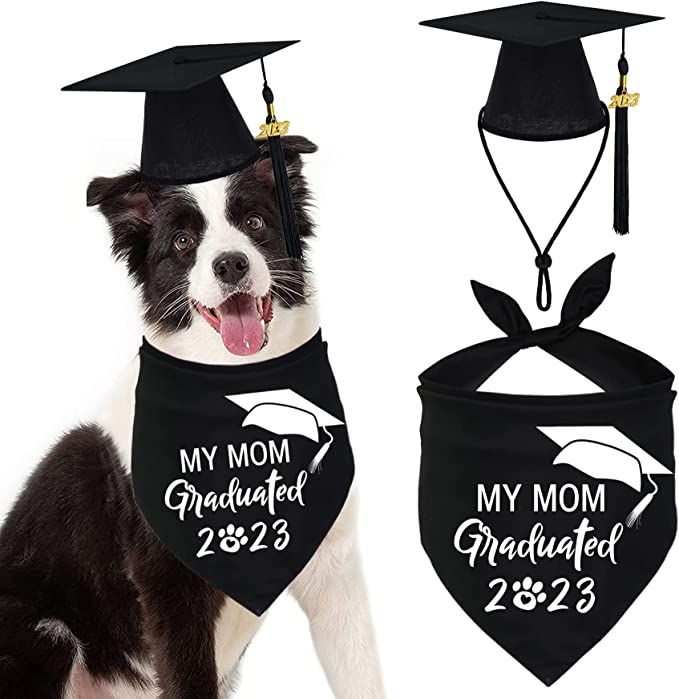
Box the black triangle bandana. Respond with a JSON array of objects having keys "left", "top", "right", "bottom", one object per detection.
[
  {"left": 418, "top": 254, "right": 676, "bottom": 685},
  {"left": 131, "top": 331, "right": 354, "bottom": 616}
]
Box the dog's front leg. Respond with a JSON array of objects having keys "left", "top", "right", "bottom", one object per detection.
[
  {"left": 291, "top": 489, "right": 386, "bottom": 698},
  {"left": 131, "top": 538, "right": 224, "bottom": 699}
]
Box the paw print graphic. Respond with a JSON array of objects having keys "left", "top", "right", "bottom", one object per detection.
[
  {"left": 512, "top": 577, "right": 547, "bottom": 611},
  {"left": 218, "top": 524, "right": 249, "bottom": 554}
]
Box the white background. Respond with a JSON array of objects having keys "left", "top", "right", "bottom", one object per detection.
[{"left": 1, "top": 1, "right": 677, "bottom": 697}]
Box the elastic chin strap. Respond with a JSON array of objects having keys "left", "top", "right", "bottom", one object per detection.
[{"left": 477, "top": 105, "right": 610, "bottom": 311}]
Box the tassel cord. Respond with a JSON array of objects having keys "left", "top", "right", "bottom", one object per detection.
[
  {"left": 260, "top": 58, "right": 302, "bottom": 258},
  {"left": 613, "top": 28, "right": 631, "bottom": 235}
]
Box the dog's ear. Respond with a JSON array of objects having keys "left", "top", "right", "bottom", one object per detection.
[
  {"left": 254, "top": 135, "right": 318, "bottom": 186},
  {"left": 87, "top": 170, "right": 154, "bottom": 281},
  {"left": 279, "top": 135, "right": 318, "bottom": 156},
  {"left": 87, "top": 170, "right": 155, "bottom": 223}
]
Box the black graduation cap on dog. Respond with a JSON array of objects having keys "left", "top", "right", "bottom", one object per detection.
[
  {"left": 421, "top": 3, "right": 663, "bottom": 308},
  {"left": 62, "top": 41, "right": 304, "bottom": 258}
]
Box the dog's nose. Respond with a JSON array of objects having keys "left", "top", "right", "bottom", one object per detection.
[{"left": 212, "top": 252, "right": 250, "bottom": 284}]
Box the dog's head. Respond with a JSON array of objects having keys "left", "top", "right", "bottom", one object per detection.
[{"left": 88, "top": 136, "right": 317, "bottom": 357}]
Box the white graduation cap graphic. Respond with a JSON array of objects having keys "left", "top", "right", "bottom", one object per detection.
[
  {"left": 225, "top": 390, "right": 343, "bottom": 473},
  {"left": 538, "top": 425, "right": 673, "bottom": 528}
]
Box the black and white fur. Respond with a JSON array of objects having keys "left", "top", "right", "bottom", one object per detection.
[{"left": 0, "top": 137, "right": 385, "bottom": 698}]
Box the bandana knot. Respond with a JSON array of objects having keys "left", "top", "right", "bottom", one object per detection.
[
  {"left": 513, "top": 323, "right": 574, "bottom": 350},
  {"left": 471, "top": 253, "right": 615, "bottom": 351}
]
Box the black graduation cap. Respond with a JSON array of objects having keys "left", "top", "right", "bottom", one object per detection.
[
  {"left": 63, "top": 42, "right": 304, "bottom": 258},
  {"left": 421, "top": 3, "right": 663, "bottom": 310}
]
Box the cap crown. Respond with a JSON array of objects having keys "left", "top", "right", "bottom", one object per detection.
[{"left": 483, "top": 39, "right": 605, "bottom": 140}]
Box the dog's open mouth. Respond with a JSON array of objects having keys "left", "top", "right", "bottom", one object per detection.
[{"left": 194, "top": 293, "right": 273, "bottom": 356}]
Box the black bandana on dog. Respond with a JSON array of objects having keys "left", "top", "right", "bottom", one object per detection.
[
  {"left": 418, "top": 255, "right": 676, "bottom": 685},
  {"left": 132, "top": 331, "right": 354, "bottom": 616}
]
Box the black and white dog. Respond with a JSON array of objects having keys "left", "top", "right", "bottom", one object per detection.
[{"left": 0, "top": 136, "right": 385, "bottom": 698}]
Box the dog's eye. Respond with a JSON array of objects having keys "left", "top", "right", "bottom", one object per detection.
[
  {"left": 246, "top": 214, "right": 264, "bottom": 231},
  {"left": 174, "top": 233, "right": 195, "bottom": 251}
]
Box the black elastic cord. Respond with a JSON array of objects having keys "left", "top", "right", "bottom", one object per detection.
[
  {"left": 536, "top": 259, "right": 552, "bottom": 313},
  {"left": 477, "top": 105, "right": 610, "bottom": 311}
]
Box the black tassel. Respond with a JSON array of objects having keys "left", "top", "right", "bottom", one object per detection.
[
  {"left": 613, "top": 53, "right": 630, "bottom": 235},
  {"left": 611, "top": 29, "right": 641, "bottom": 236},
  {"left": 261, "top": 78, "right": 302, "bottom": 259}
]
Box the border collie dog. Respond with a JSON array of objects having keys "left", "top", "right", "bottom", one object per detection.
[{"left": 0, "top": 136, "right": 384, "bottom": 698}]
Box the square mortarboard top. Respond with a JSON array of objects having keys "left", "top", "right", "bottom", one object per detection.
[
  {"left": 420, "top": 3, "right": 661, "bottom": 48},
  {"left": 420, "top": 3, "right": 663, "bottom": 141},
  {"left": 63, "top": 41, "right": 307, "bottom": 258}
]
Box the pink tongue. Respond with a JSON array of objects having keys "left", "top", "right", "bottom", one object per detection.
[{"left": 218, "top": 295, "right": 264, "bottom": 356}]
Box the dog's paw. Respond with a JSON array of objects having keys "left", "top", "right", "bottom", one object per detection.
[
  {"left": 218, "top": 524, "right": 249, "bottom": 554},
  {"left": 511, "top": 577, "right": 547, "bottom": 611}
]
